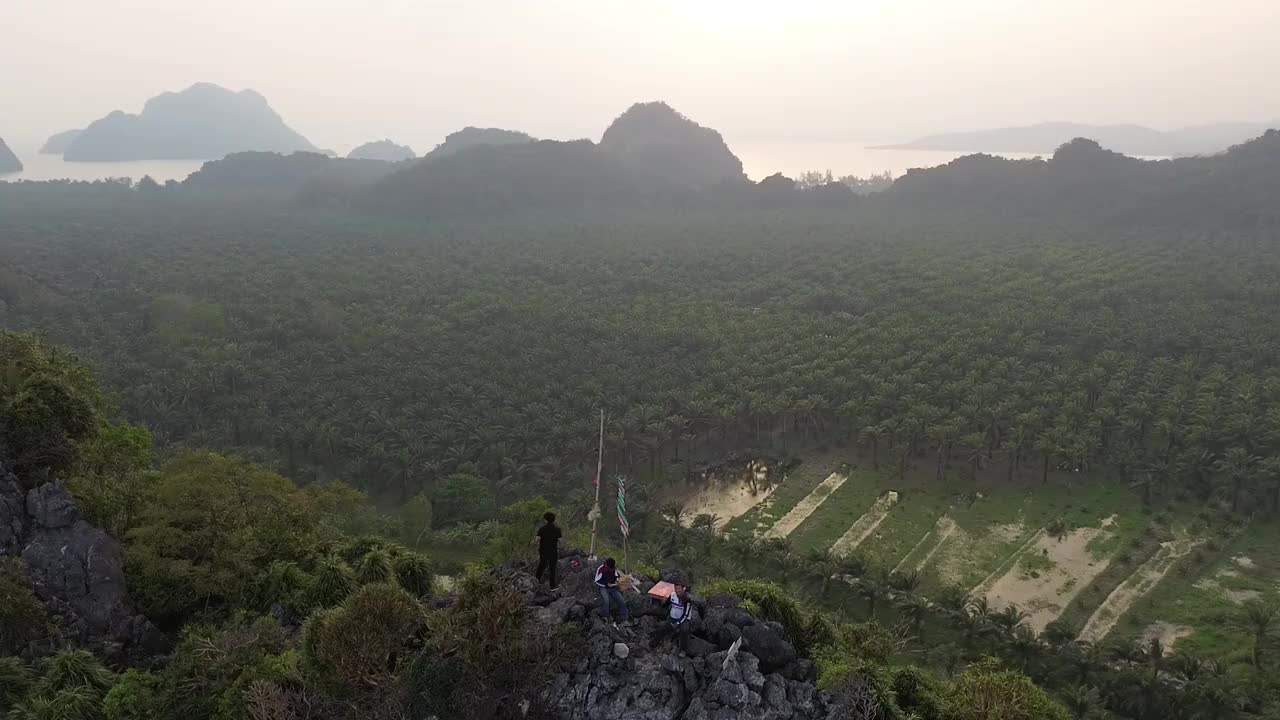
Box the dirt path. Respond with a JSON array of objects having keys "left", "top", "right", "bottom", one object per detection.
[
  {"left": 762, "top": 472, "right": 848, "bottom": 539},
  {"left": 983, "top": 526, "right": 1113, "bottom": 633},
  {"left": 1078, "top": 535, "right": 1202, "bottom": 644},
  {"left": 682, "top": 479, "right": 775, "bottom": 531},
  {"left": 830, "top": 492, "right": 899, "bottom": 558}
]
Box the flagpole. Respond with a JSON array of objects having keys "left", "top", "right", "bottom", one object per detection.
[{"left": 589, "top": 409, "right": 605, "bottom": 558}]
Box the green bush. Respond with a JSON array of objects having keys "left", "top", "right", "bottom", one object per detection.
[
  {"left": 0, "top": 656, "right": 34, "bottom": 711},
  {"left": 101, "top": 670, "right": 162, "bottom": 720},
  {"left": 0, "top": 560, "right": 48, "bottom": 655},
  {"left": 433, "top": 474, "right": 497, "bottom": 528},
  {"left": 891, "top": 666, "right": 944, "bottom": 720},
  {"left": 301, "top": 555, "right": 356, "bottom": 611},
  {"left": 355, "top": 548, "right": 396, "bottom": 586},
  {"left": 703, "top": 578, "right": 832, "bottom": 654},
  {"left": 303, "top": 583, "right": 423, "bottom": 693},
  {"left": 393, "top": 552, "right": 435, "bottom": 597},
  {"left": 942, "top": 657, "right": 1069, "bottom": 720},
  {"left": 124, "top": 451, "right": 319, "bottom": 622}
]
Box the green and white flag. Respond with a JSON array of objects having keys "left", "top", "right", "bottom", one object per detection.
[{"left": 617, "top": 475, "right": 629, "bottom": 538}]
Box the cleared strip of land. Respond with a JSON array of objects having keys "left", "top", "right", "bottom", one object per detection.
[
  {"left": 904, "top": 515, "right": 958, "bottom": 574},
  {"left": 831, "top": 492, "right": 899, "bottom": 557},
  {"left": 1077, "top": 535, "right": 1201, "bottom": 644},
  {"left": 762, "top": 472, "right": 848, "bottom": 539},
  {"left": 893, "top": 525, "right": 938, "bottom": 574},
  {"left": 984, "top": 526, "right": 1114, "bottom": 633},
  {"left": 971, "top": 528, "right": 1045, "bottom": 597}
]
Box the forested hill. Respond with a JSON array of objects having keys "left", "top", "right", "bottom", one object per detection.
[
  {"left": 883, "top": 132, "right": 1280, "bottom": 227},
  {"left": 134, "top": 121, "right": 1280, "bottom": 226}
]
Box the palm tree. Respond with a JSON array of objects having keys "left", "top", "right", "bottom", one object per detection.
[
  {"left": 661, "top": 501, "right": 687, "bottom": 528},
  {"left": 1215, "top": 447, "right": 1260, "bottom": 514},
  {"left": 691, "top": 513, "right": 720, "bottom": 537},
  {"left": 887, "top": 569, "right": 921, "bottom": 594},
  {"left": 855, "top": 577, "right": 887, "bottom": 620},
  {"left": 991, "top": 604, "right": 1030, "bottom": 633},
  {"left": 802, "top": 547, "right": 841, "bottom": 600},
  {"left": 896, "top": 594, "right": 931, "bottom": 639},
  {"left": 1243, "top": 600, "right": 1277, "bottom": 668},
  {"left": 1060, "top": 685, "right": 1106, "bottom": 720},
  {"left": 1005, "top": 625, "right": 1042, "bottom": 672}
]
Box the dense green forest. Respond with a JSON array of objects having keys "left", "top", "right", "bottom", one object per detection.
[
  {"left": 2, "top": 205, "right": 1278, "bottom": 516},
  {"left": 4, "top": 328, "right": 1273, "bottom": 720},
  {"left": 3, "top": 121, "right": 1280, "bottom": 719}
]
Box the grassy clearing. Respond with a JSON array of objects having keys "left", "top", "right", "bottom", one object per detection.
[
  {"left": 862, "top": 488, "right": 954, "bottom": 571},
  {"left": 919, "top": 473, "right": 1146, "bottom": 595},
  {"left": 787, "top": 466, "right": 885, "bottom": 553},
  {"left": 1112, "top": 519, "right": 1280, "bottom": 659},
  {"left": 1077, "top": 532, "right": 1202, "bottom": 644},
  {"left": 723, "top": 454, "right": 848, "bottom": 538},
  {"left": 1054, "top": 519, "right": 1168, "bottom": 633},
  {"left": 764, "top": 471, "right": 849, "bottom": 539}
]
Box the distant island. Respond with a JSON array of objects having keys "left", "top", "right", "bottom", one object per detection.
[
  {"left": 0, "top": 137, "right": 21, "bottom": 173},
  {"left": 39, "top": 129, "right": 82, "bottom": 154},
  {"left": 347, "top": 140, "right": 415, "bottom": 162},
  {"left": 63, "top": 82, "right": 320, "bottom": 161},
  {"left": 878, "top": 121, "right": 1279, "bottom": 157}
]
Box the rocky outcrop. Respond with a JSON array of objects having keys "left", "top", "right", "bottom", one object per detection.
[
  {"left": 0, "top": 463, "right": 165, "bottom": 662},
  {"left": 0, "top": 137, "right": 22, "bottom": 173},
  {"left": 64, "top": 82, "right": 319, "bottom": 161},
  {"left": 496, "top": 551, "right": 827, "bottom": 720},
  {"left": 40, "top": 128, "right": 82, "bottom": 154},
  {"left": 600, "top": 102, "right": 746, "bottom": 189}
]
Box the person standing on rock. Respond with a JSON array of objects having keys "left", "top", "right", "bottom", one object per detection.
[
  {"left": 594, "top": 557, "right": 629, "bottom": 626},
  {"left": 533, "top": 511, "right": 562, "bottom": 590},
  {"left": 650, "top": 582, "right": 693, "bottom": 654}
]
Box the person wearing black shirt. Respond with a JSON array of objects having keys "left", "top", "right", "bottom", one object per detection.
[{"left": 533, "top": 511, "right": 562, "bottom": 589}]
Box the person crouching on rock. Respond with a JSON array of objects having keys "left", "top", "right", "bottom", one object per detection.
[
  {"left": 651, "top": 582, "right": 692, "bottom": 654},
  {"left": 533, "top": 511, "right": 561, "bottom": 590},
  {"left": 594, "top": 557, "right": 629, "bottom": 626}
]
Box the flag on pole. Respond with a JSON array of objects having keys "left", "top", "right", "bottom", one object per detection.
[{"left": 617, "top": 476, "right": 629, "bottom": 538}]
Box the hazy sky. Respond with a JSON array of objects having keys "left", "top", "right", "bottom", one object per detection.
[{"left": 3, "top": 0, "right": 1278, "bottom": 152}]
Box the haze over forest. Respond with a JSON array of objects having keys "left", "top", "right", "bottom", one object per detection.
[
  {"left": 5, "top": 4, "right": 1280, "bottom": 720},
  {"left": 3, "top": 0, "right": 1279, "bottom": 153}
]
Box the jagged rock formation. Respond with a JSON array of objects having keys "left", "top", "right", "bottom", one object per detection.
[
  {"left": 420, "top": 127, "right": 535, "bottom": 162},
  {"left": 39, "top": 129, "right": 82, "bottom": 154},
  {"left": 0, "top": 461, "right": 165, "bottom": 662},
  {"left": 497, "top": 551, "right": 827, "bottom": 720},
  {"left": 347, "top": 139, "right": 415, "bottom": 162},
  {"left": 0, "top": 137, "right": 22, "bottom": 173},
  {"left": 600, "top": 102, "right": 746, "bottom": 189},
  {"left": 64, "top": 82, "right": 319, "bottom": 161}
]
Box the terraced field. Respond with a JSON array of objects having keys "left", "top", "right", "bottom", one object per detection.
[
  {"left": 698, "top": 451, "right": 1258, "bottom": 649},
  {"left": 720, "top": 453, "right": 850, "bottom": 538},
  {"left": 1111, "top": 520, "right": 1280, "bottom": 658}
]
